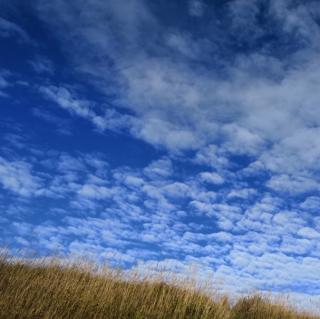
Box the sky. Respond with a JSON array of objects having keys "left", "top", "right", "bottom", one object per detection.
[{"left": 1, "top": 0, "right": 320, "bottom": 310}]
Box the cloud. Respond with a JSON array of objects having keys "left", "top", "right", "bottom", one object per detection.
[
  {"left": 0, "top": 17, "right": 31, "bottom": 43},
  {"left": 0, "top": 156, "right": 43, "bottom": 197},
  {"left": 0, "top": 73, "right": 8, "bottom": 89},
  {"left": 194, "top": 145, "right": 229, "bottom": 169},
  {"left": 40, "top": 86, "right": 95, "bottom": 118},
  {"left": 143, "top": 158, "right": 173, "bottom": 179},
  {"left": 300, "top": 196, "right": 320, "bottom": 213},
  {"left": 2, "top": 141, "right": 320, "bottom": 309},
  {"left": 266, "top": 174, "right": 319, "bottom": 195},
  {"left": 0, "top": 69, "right": 12, "bottom": 96},
  {"left": 77, "top": 184, "right": 118, "bottom": 200},
  {"left": 227, "top": 188, "right": 257, "bottom": 200},
  {"left": 188, "top": 0, "right": 204, "bottom": 17},
  {"left": 297, "top": 227, "right": 320, "bottom": 240},
  {"left": 39, "top": 85, "right": 140, "bottom": 135},
  {"left": 40, "top": 85, "right": 108, "bottom": 131},
  {"left": 29, "top": 56, "right": 54, "bottom": 75},
  {"left": 166, "top": 33, "right": 203, "bottom": 59},
  {"left": 32, "top": 0, "right": 320, "bottom": 166},
  {"left": 199, "top": 172, "right": 224, "bottom": 185}
]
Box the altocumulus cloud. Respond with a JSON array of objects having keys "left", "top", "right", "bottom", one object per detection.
[{"left": 1, "top": 0, "right": 320, "bottom": 312}]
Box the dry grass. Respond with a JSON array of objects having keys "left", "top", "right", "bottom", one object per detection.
[{"left": 0, "top": 256, "right": 318, "bottom": 319}]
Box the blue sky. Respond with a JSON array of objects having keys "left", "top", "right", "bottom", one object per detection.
[{"left": 1, "top": 0, "right": 320, "bottom": 309}]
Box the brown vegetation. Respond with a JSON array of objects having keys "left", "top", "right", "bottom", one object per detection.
[{"left": 0, "top": 256, "right": 318, "bottom": 319}]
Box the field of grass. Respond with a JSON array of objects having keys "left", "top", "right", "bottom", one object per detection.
[{"left": 0, "top": 256, "right": 318, "bottom": 319}]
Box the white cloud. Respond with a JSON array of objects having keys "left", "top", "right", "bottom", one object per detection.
[
  {"left": 143, "top": 158, "right": 173, "bottom": 179},
  {"left": 300, "top": 196, "right": 320, "bottom": 213},
  {"left": 194, "top": 145, "right": 229, "bottom": 169},
  {"left": 161, "top": 182, "right": 191, "bottom": 199},
  {"left": 31, "top": 0, "right": 319, "bottom": 169},
  {"left": 227, "top": 188, "right": 257, "bottom": 199},
  {"left": 199, "top": 172, "right": 224, "bottom": 185},
  {"left": 267, "top": 174, "right": 319, "bottom": 195},
  {"left": 269, "top": 0, "right": 320, "bottom": 44},
  {"left": 78, "top": 184, "right": 118, "bottom": 200},
  {"left": 32, "top": 0, "right": 320, "bottom": 180},
  {"left": 40, "top": 86, "right": 103, "bottom": 126},
  {"left": 0, "top": 157, "right": 42, "bottom": 197},
  {"left": 40, "top": 85, "right": 140, "bottom": 135},
  {"left": 298, "top": 227, "right": 320, "bottom": 240},
  {"left": 3, "top": 144, "right": 320, "bottom": 310}
]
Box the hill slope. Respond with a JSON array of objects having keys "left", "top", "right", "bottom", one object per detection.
[{"left": 0, "top": 258, "right": 318, "bottom": 319}]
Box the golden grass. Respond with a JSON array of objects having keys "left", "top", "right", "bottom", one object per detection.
[{"left": 0, "top": 256, "right": 318, "bottom": 319}]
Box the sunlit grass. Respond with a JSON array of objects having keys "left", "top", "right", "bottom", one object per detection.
[{"left": 0, "top": 256, "right": 318, "bottom": 319}]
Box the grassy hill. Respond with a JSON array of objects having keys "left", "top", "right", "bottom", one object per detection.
[{"left": 0, "top": 257, "right": 318, "bottom": 319}]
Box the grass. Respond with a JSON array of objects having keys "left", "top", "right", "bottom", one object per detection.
[{"left": 0, "top": 256, "right": 318, "bottom": 319}]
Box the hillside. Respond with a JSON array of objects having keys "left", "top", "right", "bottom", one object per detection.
[{"left": 0, "top": 257, "right": 318, "bottom": 319}]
